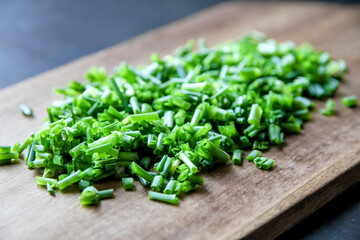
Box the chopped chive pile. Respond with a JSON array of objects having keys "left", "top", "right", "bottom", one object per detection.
[{"left": 2, "top": 32, "right": 353, "bottom": 206}]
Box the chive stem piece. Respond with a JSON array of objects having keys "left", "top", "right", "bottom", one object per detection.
[
  {"left": 57, "top": 170, "right": 82, "bottom": 190},
  {"left": 248, "top": 104, "right": 263, "bottom": 127},
  {"left": 342, "top": 95, "right": 357, "bottom": 108},
  {"left": 148, "top": 191, "right": 178, "bottom": 205},
  {"left": 131, "top": 162, "right": 154, "bottom": 183},
  {"left": 122, "top": 177, "right": 134, "bottom": 190},
  {"left": 232, "top": 149, "right": 243, "bottom": 165}
]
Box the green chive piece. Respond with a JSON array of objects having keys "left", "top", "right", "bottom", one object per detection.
[
  {"left": 57, "top": 170, "right": 82, "bottom": 190},
  {"left": 160, "top": 157, "right": 173, "bottom": 177},
  {"left": 178, "top": 152, "right": 198, "bottom": 174},
  {"left": 35, "top": 176, "right": 57, "bottom": 187},
  {"left": 150, "top": 175, "right": 165, "bottom": 192},
  {"left": 130, "top": 96, "right": 141, "bottom": 114},
  {"left": 17, "top": 136, "right": 33, "bottom": 155},
  {"left": 164, "top": 180, "right": 178, "bottom": 194},
  {"left": 247, "top": 150, "right": 262, "bottom": 162},
  {"left": 139, "top": 177, "right": 150, "bottom": 187},
  {"left": 46, "top": 182, "right": 55, "bottom": 195},
  {"left": 11, "top": 142, "right": 20, "bottom": 153},
  {"left": 0, "top": 152, "right": 19, "bottom": 164},
  {"left": 148, "top": 191, "right": 178, "bottom": 205},
  {"left": 141, "top": 103, "right": 153, "bottom": 113},
  {"left": 188, "top": 174, "right": 204, "bottom": 185},
  {"left": 123, "top": 112, "right": 160, "bottom": 124},
  {"left": 0, "top": 146, "right": 11, "bottom": 153},
  {"left": 131, "top": 162, "right": 154, "bottom": 183},
  {"left": 248, "top": 104, "right": 263, "bottom": 127},
  {"left": 281, "top": 123, "right": 301, "bottom": 133},
  {"left": 320, "top": 99, "right": 336, "bottom": 116},
  {"left": 254, "top": 157, "right": 275, "bottom": 170},
  {"left": 98, "top": 189, "right": 114, "bottom": 199},
  {"left": 122, "top": 177, "right": 134, "bottom": 190},
  {"left": 163, "top": 111, "right": 174, "bottom": 128},
  {"left": 232, "top": 149, "right": 243, "bottom": 165},
  {"left": 269, "top": 125, "right": 283, "bottom": 145},
  {"left": 190, "top": 109, "right": 202, "bottom": 126},
  {"left": 199, "top": 139, "right": 230, "bottom": 163},
  {"left": 80, "top": 186, "right": 100, "bottom": 205},
  {"left": 342, "top": 95, "right": 357, "bottom": 108},
  {"left": 109, "top": 77, "right": 129, "bottom": 111}
]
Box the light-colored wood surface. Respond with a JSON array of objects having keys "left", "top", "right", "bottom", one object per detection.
[{"left": 1, "top": 2, "right": 360, "bottom": 240}]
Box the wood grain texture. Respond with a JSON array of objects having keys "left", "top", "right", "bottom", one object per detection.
[{"left": 0, "top": 2, "right": 360, "bottom": 240}]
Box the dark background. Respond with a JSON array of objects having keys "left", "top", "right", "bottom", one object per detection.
[{"left": 1, "top": 1, "right": 359, "bottom": 239}]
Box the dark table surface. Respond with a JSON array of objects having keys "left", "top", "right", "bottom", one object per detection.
[{"left": 1, "top": 1, "right": 359, "bottom": 239}]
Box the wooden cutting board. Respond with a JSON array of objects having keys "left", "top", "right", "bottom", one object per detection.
[{"left": 0, "top": 2, "right": 359, "bottom": 240}]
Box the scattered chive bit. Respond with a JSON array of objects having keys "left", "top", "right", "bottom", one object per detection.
[
  {"left": 254, "top": 157, "right": 275, "bottom": 170},
  {"left": 35, "top": 176, "right": 57, "bottom": 195},
  {"left": 4, "top": 32, "right": 347, "bottom": 205},
  {"left": 342, "top": 95, "right": 357, "bottom": 108},
  {"left": 148, "top": 191, "right": 178, "bottom": 205},
  {"left": 35, "top": 176, "right": 57, "bottom": 187},
  {"left": 80, "top": 186, "right": 113, "bottom": 205},
  {"left": 319, "top": 99, "right": 336, "bottom": 116},
  {"left": 80, "top": 186, "right": 100, "bottom": 205},
  {"left": 47, "top": 182, "right": 56, "bottom": 196},
  {"left": 122, "top": 177, "right": 134, "bottom": 190},
  {"left": 0, "top": 146, "right": 11, "bottom": 153},
  {"left": 0, "top": 145, "right": 19, "bottom": 165},
  {"left": 98, "top": 189, "right": 114, "bottom": 199},
  {"left": 19, "top": 104, "right": 33, "bottom": 117}
]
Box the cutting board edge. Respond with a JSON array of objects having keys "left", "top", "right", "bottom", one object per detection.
[{"left": 238, "top": 143, "right": 360, "bottom": 240}]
